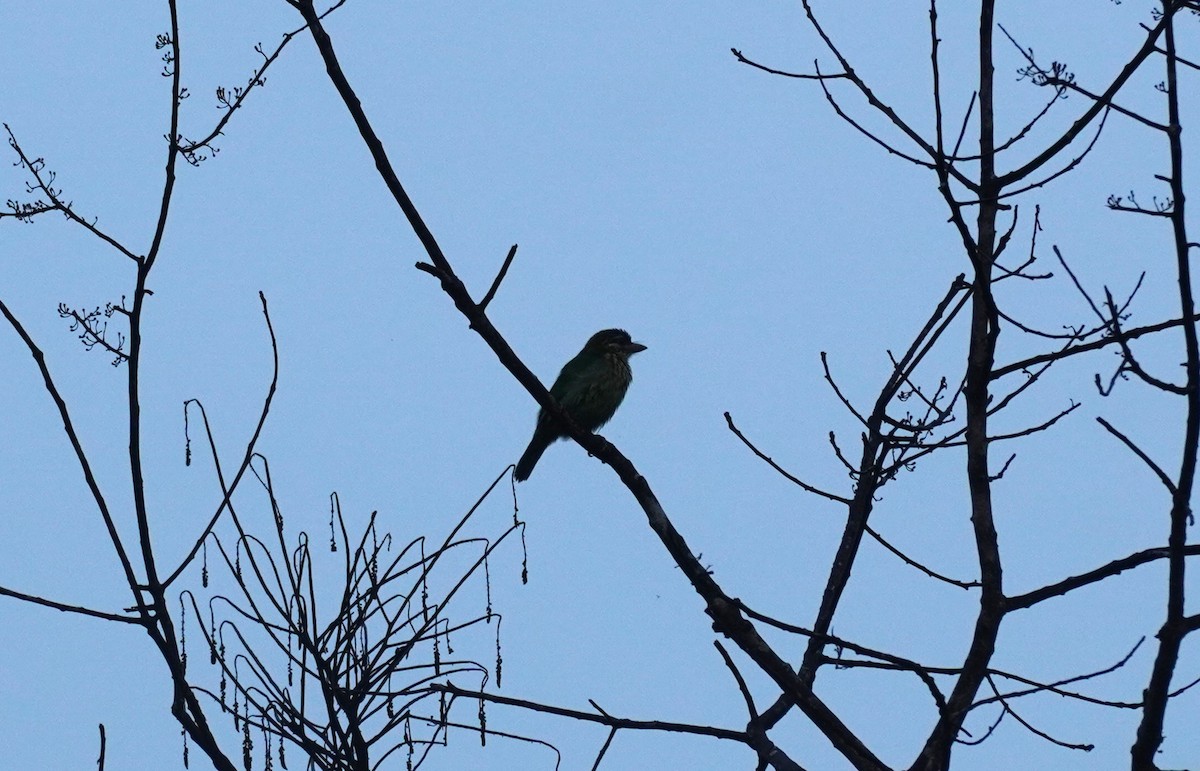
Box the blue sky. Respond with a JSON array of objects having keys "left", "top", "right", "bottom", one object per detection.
[{"left": 1, "top": 2, "right": 1197, "bottom": 769}]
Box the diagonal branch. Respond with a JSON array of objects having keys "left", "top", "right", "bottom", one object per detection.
[
  {"left": 1006, "top": 545, "right": 1200, "bottom": 611},
  {"left": 164, "top": 292, "right": 280, "bottom": 587},
  {"left": 292, "top": 3, "right": 886, "bottom": 767},
  {"left": 0, "top": 584, "right": 142, "bottom": 625}
]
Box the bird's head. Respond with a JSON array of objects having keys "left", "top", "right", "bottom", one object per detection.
[{"left": 585, "top": 328, "right": 647, "bottom": 358}]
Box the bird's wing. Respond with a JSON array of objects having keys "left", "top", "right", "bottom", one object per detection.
[{"left": 547, "top": 351, "right": 595, "bottom": 407}]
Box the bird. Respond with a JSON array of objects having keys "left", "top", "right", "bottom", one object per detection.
[{"left": 514, "top": 328, "right": 647, "bottom": 481}]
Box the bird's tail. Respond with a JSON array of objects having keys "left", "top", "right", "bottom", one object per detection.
[{"left": 514, "top": 434, "right": 551, "bottom": 482}]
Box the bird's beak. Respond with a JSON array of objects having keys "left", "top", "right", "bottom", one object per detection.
[{"left": 625, "top": 341, "right": 648, "bottom": 354}]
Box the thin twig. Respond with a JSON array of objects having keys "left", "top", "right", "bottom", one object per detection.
[
  {"left": 725, "top": 412, "right": 850, "bottom": 504},
  {"left": 479, "top": 244, "right": 518, "bottom": 312},
  {"left": 1096, "top": 417, "right": 1177, "bottom": 493}
]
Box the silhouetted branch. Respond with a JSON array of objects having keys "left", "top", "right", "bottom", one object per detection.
[
  {"left": 1096, "top": 416, "right": 1177, "bottom": 494},
  {"left": 1006, "top": 545, "right": 1200, "bottom": 611},
  {"left": 0, "top": 297, "right": 144, "bottom": 613},
  {"left": 731, "top": 48, "right": 848, "bottom": 81},
  {"left": 724, "top": 412, "right": 850, "bottom": 504},
  {"left": 0, "top": 585, "right": 140, "bottom": 624},
  {"left": 992, "top": 312, "right": 1200, "bottom": 380},
  {"left": 185, "top": 467, "right": 522, "bottom": 769},
  {"left": 864, "top": 524, "right": 980, "bottom": 589},
  {"left": 978, "top": 639, "right": 1144, "bottom": 710},
  {"left": 982, "top": 675, "right": 1094, "bottom": 751},
  {"left": 998, "top": 10, "right": 1172, "bottom": 186},
  {"left": 479, "top": 243, "right": 518, "bottom": 312},
  {"left": 2, "top": 125, "right": 140, "bottom": 261},
  {"left": 431, "top": 681, "right": 748, "bottom": 743},
  {"left": 177, "top": 1, "right": 348, "bottom": 161},
  {"left": 165, "top": 291, "right": 279, "bottom": 588},
  {"left": 294, "top": 4, "right": 888, "bottom": 767}
]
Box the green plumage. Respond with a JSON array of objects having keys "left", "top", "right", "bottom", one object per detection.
[{"left": 514, "top": 329, "right": 647, "bottom": 482}]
